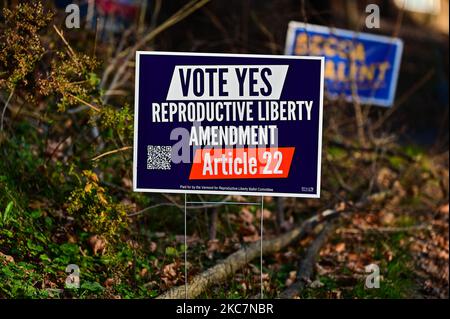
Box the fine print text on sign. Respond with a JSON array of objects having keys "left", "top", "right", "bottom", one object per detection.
[
  {"left": 134, "top": 52, "right": 324, "bottom": 198},
  {"left": 285, "top": 22, "right": 403, "bottom": 107}
]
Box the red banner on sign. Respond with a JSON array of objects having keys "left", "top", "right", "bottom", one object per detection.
[{"left": 189, "top": 147, "right": 295, "bottom": 180}]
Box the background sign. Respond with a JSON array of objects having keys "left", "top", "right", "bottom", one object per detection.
[
  {"left": 285, "top": 22, "right": 403, "bottom": 107},
  {"left": 134, "top": 52, "right": 324, "bottom": 198}
]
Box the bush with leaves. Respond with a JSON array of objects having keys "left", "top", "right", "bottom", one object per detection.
[
  {"left": 0, "top": 2, "right": 52, "bottom": 94},
  {"left": 67, "top": 170, "right": 129, "bottom": 247}
]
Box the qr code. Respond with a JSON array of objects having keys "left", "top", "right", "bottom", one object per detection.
[{"left": 147, "top": 145, "right": 172, "bottom": 170}]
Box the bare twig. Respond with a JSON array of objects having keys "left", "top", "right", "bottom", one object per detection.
[
  {"left": 127, "top": 203, "right": 182, "bottom": 217},
  {"left": 373, "top": 69, "right": 435, "bottom": 131},
  {"left": 101, "top": 0, "right": 211, "bottom": 101},
  {"left": 327, "top": 160, "right": 354, "bottom": 192},
  {"left": 203, "top": 8, "right": 236, "bottom": 52},
  {"left": 91, "top": 146, "right": 132, "bottom": 161},
  {"left": 150, "top": 0, "right": 162, "bottom": 31},
  {"left": 53, "top": 25, "right": 81, "bottom": 68},
  {"left": 66, "top": 93, "right": 100, "bottom": 112},
  {"left": 250, "top": 12, "right": 279, "bottom": 54},
  {"left": 209, "top": 208, "right": 219, "bottom": 241},
  {"left": 0, "top": 88, "right": 15, "bottom": 132},
  {"left": 275, "top": 197, "right": 285, "bottom": 233},
  {"left": 352, "top": 88, "right": 367, "bottom": 145},
  {"left": 128, "top": 195, "right": 234, "bottom": 217}
]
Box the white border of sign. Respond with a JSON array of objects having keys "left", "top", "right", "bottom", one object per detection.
[
  {"left": 133, "top": 51, "right": 324, "bottom": 198},
  {"left": 285, "top": 22, "right": 403, "bottom": 108}
]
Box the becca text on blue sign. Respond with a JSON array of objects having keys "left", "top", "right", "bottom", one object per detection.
[{"left": 285, "top": 22, "right": 403, "bottom": 107}]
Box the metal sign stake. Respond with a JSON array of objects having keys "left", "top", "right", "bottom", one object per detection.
[{"left": 183, "top": 195, "right": 265, "bottom": 299}]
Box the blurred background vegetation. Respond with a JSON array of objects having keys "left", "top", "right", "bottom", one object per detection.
[{"left": 0, "top": 0, "right": 448, "bottom": 299}]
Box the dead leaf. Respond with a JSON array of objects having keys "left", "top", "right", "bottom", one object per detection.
[
  {"left": 67, "top": 234, "right": 77, "bottom": 244},
  {"left": 207, "top": 239, "right": 220, "bottom": 253},
  {"left": 0, "top": 252, "right": 14, "bottom": 264},
  {"left": 243, "top": 233, "right": 260, "bottom": 242},
  {"left": 335, "top": 242, "right": 346, "bottom": 253},
  {"left": 240, "top": 208, "right": 254, "bottom": 224},
  {"left": 104, "top": 278, "right": 114, "bottom": 287},
  {"left": 285, "top": 278, "right": 294, "bottom": 287},
  {"left": 376, "top": 167, "right": 396, "bottom": 189},
  {"left": 127, "top": 239, "right": 139, "bottom": 249},
  {"left": 162, "top": 263, "right": 178, "bottom": 281},
  {"left": 439, "top": 204, "right": 449, "bottom": 214},
  {"left": 288, "top": 270, "right": 297, "bottom": 281},
  {"left": 422, "top": 180, "right": 443, "bottom": 201},
  {"left": 384, "top": 250, "right": 394, "bottom": 261},
  {"left": 88, "top": 235, "right": 106, "bottom": 255},
  {"left": 257, "top": 208, "right": 272, "bottom": 219},
  {"left": 122, "top": 177, "right": 132, "bottom": 188},
  {"left": 140, "top": 268, "right": 148, "bottom": 278},
  {"left": 381, "top": 212, "right": 395, "bottom": 225},
  {"left": 330, "top": 289, "right": 342, "bottom": 299},
  {"left": 309, "top": 280, "right": 324, "bottom": 288},
  {"left": 231, "top": 195, "right": 246, "bottom": 202}
]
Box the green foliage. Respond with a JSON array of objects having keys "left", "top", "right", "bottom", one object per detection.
[
  {"left": 67, "top": 170, "right": 129, "bottom": 244},
  {"left": 38, "top": 50, "right": 100, "bottom": 112},
  {"left": 0, "top": 174, "right": 155, "bottom": 299},
  {"left": 299, "top": 232, "right": 416, "bottom": 299},
  {"left": 96, "top": 105, "right": 134, "bottom": 142},
  {"left": 402, "top": 145, "right": 424, "bottom": 159},
  {"left": 0, "top": 0, "right": 446, "bottom": 301},
  {"left": 353, "top": 237, "right": 416, "bottom": 299},
  {"left": 0, "top": 261, "right": 51, "bottom": 298},
  {"left": 0, "top": 175, "right": 22, "bottom": 227},
  {"left": 80, "top": 281, "right": 105, "bottom": 293},
  {"left": 0, "top": 0, "right": 102, "bottom": 119},
  {"left": 164, "top": 244, "right": 186, "bottom": 258},
  {"left": 0, "top": 2, "right": 146, "bottom": 299},
  {"left": 0, "top": 201, "right": 14, "bottom": 226},
  {"left": 327, "top": 145, "right": 347, "bottom": 160},
  {"left": 388, "top": 155, "right": 407, "bottom": 170}
]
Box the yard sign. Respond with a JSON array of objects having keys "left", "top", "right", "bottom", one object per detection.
[
  {"left": 285, "top": 22, "right": 403, "bottom": 107},
  {"left": 133, "top": 52, "right": 324, "bottom": 198}
]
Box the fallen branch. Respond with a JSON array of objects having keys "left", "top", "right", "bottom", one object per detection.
[
  {"left": 278, "top": 222, "right": 335, "bottom": 299},
  {"left": 157, "top": 209, "right": 340, "bottom": 299}
]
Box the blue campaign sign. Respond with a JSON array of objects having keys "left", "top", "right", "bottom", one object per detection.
[
  {"left": 133, "top": 52, "right": 324, "bottom": 198},
  {"left": 285, "top": 22, "right": 403, "bottom": 107}
]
